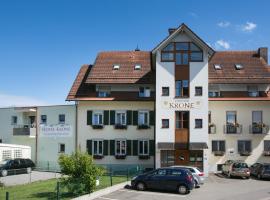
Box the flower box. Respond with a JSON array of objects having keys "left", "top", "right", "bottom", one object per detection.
[
  {"left": 115, "top": 155, "right": 126, "bottom": 159},
  {"left": 138, "top": 155, "right": 150, "bottom": 160},
  {"left": 239, "top": 151, "right": 251, "bottom": 156},
  {"left": 92, "top": 125, "right": 104, "bottom": 129},
  {"left": 137, "top": 124, "right": 150, "bottom": 130},
  {"left": 114, "top": 124, "right": 127, "bottom": 129},
  {"left": 214, "top": 151, "right": 225, "bottom": 156},
  {"left": 263, "top": 151, "right": 270, "bottom": 156},
  {"left": 93, "top": 155, "right": 104, "bottom": 159}
]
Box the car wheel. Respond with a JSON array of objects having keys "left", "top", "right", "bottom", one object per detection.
[
  {"left": 178, "top": 185, "right": 188, "bottom": 195},
  {"left": 1, "top": 170, "right": 7, "bottom": 177},
  {"left": 26, "top": 167, "right": 32, "bottom": 174},
  {"left": 194, "top": 180, "right": 199, "bottom": 188},
  {"left": 228, "top": 172, "right": 231, "bottom": 178},
  {"left": 258, "top": 174, "right": 262, "bottom": 180},
  {"left": 136, "top": 182, "right": 146, "bottom": 191}
]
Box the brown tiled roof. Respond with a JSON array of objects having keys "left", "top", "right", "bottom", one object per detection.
[
  {"left": 209, "top": 51, "right": 270, "bottom": 83},
  {"left": 85, "top": 51, "right": 154, "bottom": 84}
]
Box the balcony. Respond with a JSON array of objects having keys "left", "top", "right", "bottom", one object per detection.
[
  {"left": 249, "top": 124, "right": 269, "bottom": 134},
  {"left": 224, "top": 124, "right": 242, "bottom": 134},
  {"left": 208, "top": 124, "right": 216, "bottom": 134},
  {"left": 13, "top": 125, "right": 36, "bottom": 137}
]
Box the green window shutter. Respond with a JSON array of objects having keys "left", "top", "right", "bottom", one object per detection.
[
  {"left": 133, "top": 140, "right": 138, "bottom": 156},
  {"left": 133, "top": 111, "right": 138, "bottom": 126},
  {"left": 127, "top": 110, "right": 132, "bottom": 125},
  {"left": 110, "top": 140, "right": 115, "bottom": 155},
  {"left": 87, "top": 111, "right": 92, "bottom": 125},
  {"left": 150, "top": 111, "right": 155, "bottom": 126},
  {"left": 127, "top": 140, "right": 132, "bottom": 155},
  {"left": 103, "top": 140, "right": 109, "bottom": 155},
  {"left": 86, "top": 140, "right": 92, "bottom": 155},
  {"left": 149, "top": 140, "right": 155, "bottom": 156},
  {"left": 104, "top": 110, "right": 109, "bottom": 125},
  {"left": 110, "top": 110, "right": 115, "bottom": 125}
]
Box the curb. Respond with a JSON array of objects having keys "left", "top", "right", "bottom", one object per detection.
[{"left": 72, "top": 181, "right": 131, "bottom": 200}]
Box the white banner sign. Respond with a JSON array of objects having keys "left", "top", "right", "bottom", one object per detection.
[
  {"left": 39, "top": 124, "right": 72, "bottom": 137},
  {"left": 162, "top": 99, "right": 203, "bottom": 110}
]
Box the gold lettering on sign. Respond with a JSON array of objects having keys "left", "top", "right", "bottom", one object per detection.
[{"left": 169, "top": 102, "right": 195, "bottom": 109}]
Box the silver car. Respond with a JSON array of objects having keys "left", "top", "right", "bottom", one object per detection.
[{"left": 170, "top": 166, "right": 205, "bottom": 187}]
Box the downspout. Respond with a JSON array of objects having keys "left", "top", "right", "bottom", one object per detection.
[
  {"left": 75, "top": 101, "right": 78, "bottom": 152},
  {"left": 35, "top": 107, "right": 38, "bottom": 164}
]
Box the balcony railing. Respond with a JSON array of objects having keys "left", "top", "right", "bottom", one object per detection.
[
  {"left": 208, "top": 124, "right": 216, "bottom": 134},
  {"left": 249, "top": 124, "right": 269, "bottom": 134},
  {"left": 13, "top": 124, "right": 36, "bottom": 137},
  {"left": 224, "top": 124, "right": 242, "bottom": 134}
]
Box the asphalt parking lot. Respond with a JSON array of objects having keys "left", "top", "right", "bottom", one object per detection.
[
  {"left": 0, "top": 171, "right": 61, "bottom": 186},
  {"left": 95, "top": 174, "right": 270, "bottom": 200}
]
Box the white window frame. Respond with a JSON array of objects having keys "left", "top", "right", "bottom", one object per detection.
[
  {"left": 92, "top": 111, "right": 104, "bottom": 125},
  {"left": 58, "top": 143, "right": 65, "bottom": 153},
  {"left": 92, "top": 140, "right": 103, "bottom": 156},
  {"left": 115, "top": 139, "right": 126, "bottom": 156},
  {"left": 40, "top": 115, "right": 47, "bottom": 124},
  {"left": 59, "top": 114, "right": 65, "bottom": 124},
  {"left": 138, "top": 140, "right": 149, "bottom": 156},
  {"left": 139, "top": 87, "right": 151, "bottom": 97},
  {"left": 115, "top": 111, "right": 127, "bottom": 125},
  {"left": 138, "top": 110, "right": 149, "bottom": 126},
  {"left": 11, "top": 116, "right": 17, "bottom": 125}
]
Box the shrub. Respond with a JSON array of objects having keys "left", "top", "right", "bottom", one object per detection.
[{"left": 58, "top": 151, "right": 104, "bottom": 195}]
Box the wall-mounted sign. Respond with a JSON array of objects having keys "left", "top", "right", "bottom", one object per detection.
[
  {"left": 162, "top": 99, "right": 202, "bottom": 110},
  {"left": 39, "top": 124, "right": 72, "bottom": 137}
]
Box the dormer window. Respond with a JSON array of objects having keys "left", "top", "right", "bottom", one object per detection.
[
  {"left": 248, "top": 85, "right": 259, "bottom": 97},
  {"left": 235, "top": 64, "right": 243, "bottom": 70},
  {"left": 214, "top": 64, "right": 222, "bottom": 70},
  {"left": 134, "top": 64, "right": 141, "bottom": 70},
  {"left": 97, "top": 86, "right": 111, "bottom": 97},
  {"left": 139, "top": 87, "right": 151, "bottom": 97},
  {"left": 113, "top": 64, "right": 120, "bottom": 70}
]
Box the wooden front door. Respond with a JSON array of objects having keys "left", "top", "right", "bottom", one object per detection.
[{"left": 175, "top": 150, "right": 189, "bottom": 165}]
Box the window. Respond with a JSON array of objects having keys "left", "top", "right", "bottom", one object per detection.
[
  {"left": 195, "top": 87, "right": 203, "bottom": 96},
  {"left": 59, "top": 114, "right": 65, "bottom": 124},
  {"left": 93, "top": 140, "right": 103, "bottom": 155},
  {"left": 138, "top": 140, "right": 149, "bottom": 155},
  {"left": 116, "top": 111, "right": 126, "bottom": 125},
  {"left": 195, "top": 119, "right": 203, "bottom": 128},
  {"left": 14, "top": 149, "right": 22, "bottom": 158},
  {"left": 190, "top": 52, "right": 203, "bottom": 61},
  {"left": 162, "top": 87, "right": 169, "bottom": 96},
  {"left": 40, "top": 115, "right": 47, "bottom": 124},
  {"left": 170, "top": 169, "right": 182, "bottom": 176},
  {"left": 138, "top": 111, "right": 149, "bottom": 126},
  {"left": 2, "top": 150, "right": 12, "bottom": 160},
  {"left": 113, "top": 64, "right": 120, "bottom": 70},
  {"left": 176, "top": 42, "right": 189, "bottom": 50},
  {"left": 175, "top": 80, "right": 189, "bottom": 97},
  {"left": 134, "top": 64, "right": 141, "bottom": 70},
  {"left": 214, "top": 64, "right": 222, "bottom": 70},
  {"left": 208, "top": 91, "right": 219, "bottom": 97},
  {"left": 59, "top": 143, "right": 65, "bottom": 153},
  {"left": 248, "top": 85, "right": 259, "bottom": 97},
  {"left": 235, "top": 64, "right": 243, "bottom": 70},
  {"left": 162, "top": 119, "right": 169, "bottom": 128},
  {"left": 115, "top": 140, "right": 126, "bottom": 155},
  {"left": 93, "top": 112, "right": 103, "bottom": 125},
  {"left": 226, "top": 111, "right": 237, "bottom": 133},
  {"left": 156, "top": 169, "right": 167, "bottom": 176},
  {"left": 161, "top": 52, "right": 174, "bottom": 61},
  {"left": 176, "top": 111, "right": 189, "bottom": 129},
  {"left": 98, "top": 86, "right": 111, "bottom": 97},
  {"left": 238, "top": 140, "right": 251, "bottom": 153},
  {"left": 208, "top": 111, "right": 212, "bottom": 124},
  {"left": 264, "top": 140, "right": 270, "bottom": 151},
  {"left": 175, "top": 52, "right": 189, "bottom": 65},
  {"left": 212, "top": 141, "right": 225, "bottom": 152},
  {"left": 11, "top": 116, "right": 17, "bottom": 125},
  {"left": 139, "top": 87, "right": 151, "bottom": 97}
]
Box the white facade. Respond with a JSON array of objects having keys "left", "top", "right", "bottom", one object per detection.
[{"left": 0, "top": 143, "right": 31, "bottom": 162}]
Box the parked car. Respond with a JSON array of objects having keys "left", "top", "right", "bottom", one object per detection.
[
  {"left": 170, "top": 165, "right": 204, "bottom": 188},
  {"left": 0, "top": 158, "right": 35, "bottom": 177},
  {"left": 222, "top": 160, "right": 250, "bottom": 179},
  {"left": 131, "top": 167, "right": 195, "bottom": 194},
  {"left": 250, "top": 163, "right": 270, "bottom": 179}
]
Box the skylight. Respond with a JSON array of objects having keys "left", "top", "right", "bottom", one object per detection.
[
  {"left": 235, "top": 64, "right": 243, "bottom": 70},
  {"left": 113, "top": 64, "right": 120, "bottom": 70},
  {"left": 134, "top": 64, "right": 141, "bottom": 70},
  {"left": 214, "top": 64, "right": 222, "bottom": 70}
]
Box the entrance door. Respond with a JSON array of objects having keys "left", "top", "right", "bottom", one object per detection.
[
  {"left": 29, "top": 116, "right": 36, "bottom": 127},
  {"left": 175, "top": 150, "right": 189, "bottom": 165}
]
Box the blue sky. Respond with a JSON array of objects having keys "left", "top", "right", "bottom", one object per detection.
[{"left": 0, "top": 0, "right": 270, "bottom": 106}]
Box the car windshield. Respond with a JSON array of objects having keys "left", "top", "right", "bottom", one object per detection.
[
  {"left": 233, "top": 163, "right": 248, "bottom": 168},
  {"left": 264, "top": 165, "right": 270, "bottom": 170},
  {"left": 196, "top": 167, "right": 202, "bottom": 172}
]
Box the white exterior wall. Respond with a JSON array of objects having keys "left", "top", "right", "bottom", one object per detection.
[
  {"left": 208, "top": 101, "right": 270, "bottom": 172},
  {"left": 77, "top": 101, "right": 154, "bottom": 167}
]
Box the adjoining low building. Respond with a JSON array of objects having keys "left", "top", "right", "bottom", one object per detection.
[
  {"left": 0, "top": 105, "right": 76, "bottom": 170},
  {"left": 0, "top": 143, "right": 31, "bottom": 162}
]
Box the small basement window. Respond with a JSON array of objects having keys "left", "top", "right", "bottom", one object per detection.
[
  {"left": 113, "top": 64, "right": 120, "bottom": 70},
  {"left": 235, "top": 64, "right": 243, "bottom": 70},
  {"left": 214, "top": 64, "right": 222, "bottom": 70},
  {"left": 134, "top": 64, "right": 141, "bottom": 70}
]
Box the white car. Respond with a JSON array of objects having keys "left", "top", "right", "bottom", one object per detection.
[{"left": 170, "top": 166, "right": 205, "bottom": 188}]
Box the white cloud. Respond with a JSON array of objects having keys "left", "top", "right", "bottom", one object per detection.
[
  {"left": 215, "top": 40, "right": 230, "bottom": 50},
  {"left": 0, "top": 93, "right": 47, "bottom": 107},
  {"left": 217, "top": 21, "right": 230, "bottom": 28},
  {"left": 241, "top": 22, "right": 257, "bottom": 32}
]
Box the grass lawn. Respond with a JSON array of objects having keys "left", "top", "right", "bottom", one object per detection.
[{"left": 0, "top": 175, "right": 128, "bottom": 200}]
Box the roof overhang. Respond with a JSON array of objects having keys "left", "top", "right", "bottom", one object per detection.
[{"left": 152, "top": 23, "right": 215, "bottom": 57}]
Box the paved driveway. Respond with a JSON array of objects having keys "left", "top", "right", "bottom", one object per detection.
[
  {"left": 0, "top": 171, "right": 61, "bottom": 186},
  {"left": 95, "top": 174, "right": 270, "bottom": 200}
]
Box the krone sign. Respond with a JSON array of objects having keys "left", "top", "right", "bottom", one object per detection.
[
  {"left": 162, "top": 99, "right": 202, "bottom": 110},
  {"left": 39, "top": 124, "right": 72, "bottom": 137}
]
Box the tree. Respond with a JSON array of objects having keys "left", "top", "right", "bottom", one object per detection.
[{"left": 58, "top": 151, "right": 104, "bottom": 195}]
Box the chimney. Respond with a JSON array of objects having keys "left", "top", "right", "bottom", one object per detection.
[
  {"left": 168, "top": 28, "right": 176, "bottom": 35},
  {"left": 258, "top": 47, "right": 268, "bottom": 64}
]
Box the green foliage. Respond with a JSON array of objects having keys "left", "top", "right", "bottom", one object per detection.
[{"left": 58, "top": 151, "right": 104, "bottom": 195}]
